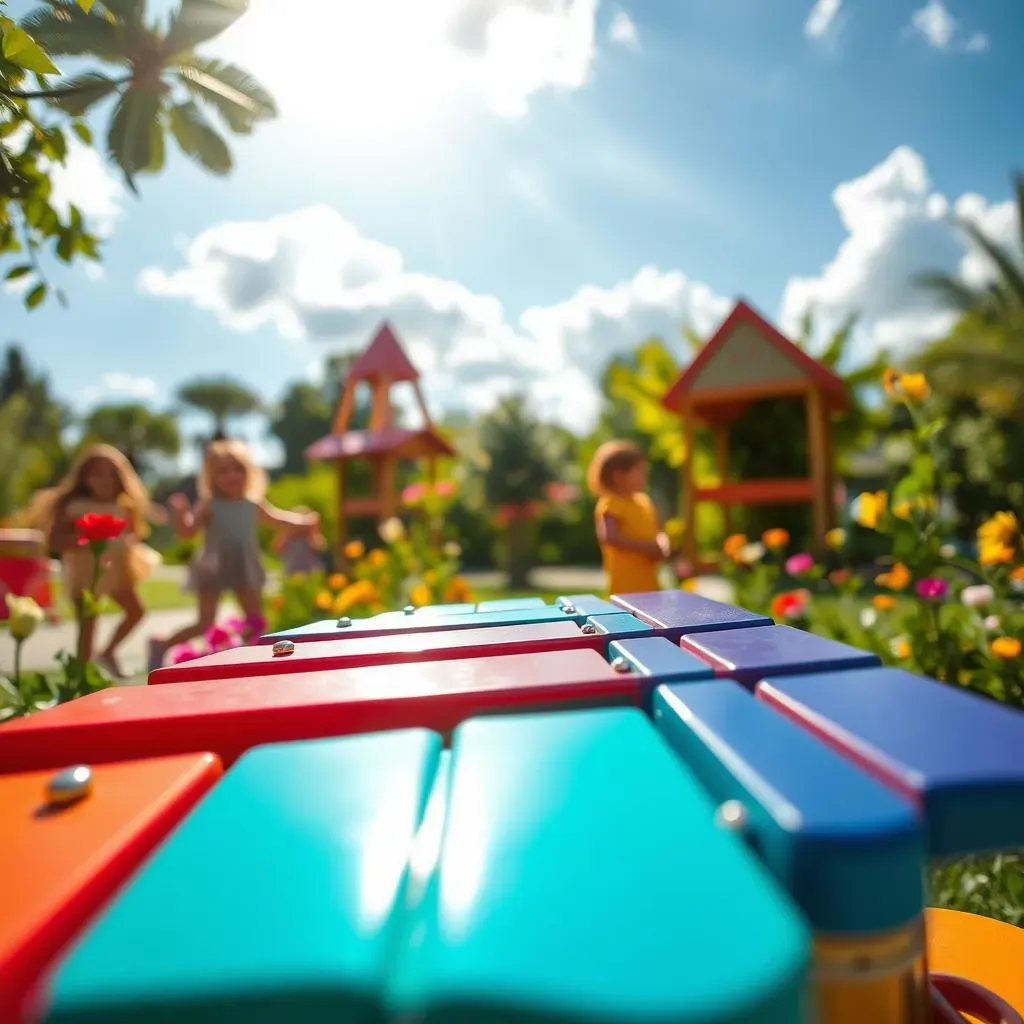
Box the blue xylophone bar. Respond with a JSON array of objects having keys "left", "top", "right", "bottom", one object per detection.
[{"left": 1, "top": 589, "right": 1022, "bottom": 1024}]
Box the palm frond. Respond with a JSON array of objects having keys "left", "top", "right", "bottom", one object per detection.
[
  {"left": 175, "top": 56, "right": 275, "bottom": 134},
  {"left": 915, "top": 271, "right": 989, "bottom": 313},
  {"left": 94, "top": 0, "right": 146, "bottom": 25},
  {"left": 1015, "top": 172, "right": 1024, "bottom": 254},
  {"left": 106, "top": 85, "right": 162, "bottom": 190},
  {"left": 162, "top": 0, "right": 247, "bottom": 56},
  {"left": 168, "top": 98, "right": 231, "bottom": 174},
  {"left": 42, "top": 70, "right": 120, "bottom": 115},
  {"left": 955, "top": 216, "right": 1024, "bottom": 308},
  {"left": 818, "top": 313, "right": 858, "bottom": 369},
  {"left": 19, "top": 2, "right": 124, "bottom": 60}
]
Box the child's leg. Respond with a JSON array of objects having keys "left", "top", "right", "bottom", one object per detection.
[
  {"left": 233, "top": 587, "right": 264, "bottom": 639},
  {"left": 96, "top": 587, "right": 146, "bottom": 678},
  {"left": 149, "top": 592, "right": 219, "bottom": 669}
]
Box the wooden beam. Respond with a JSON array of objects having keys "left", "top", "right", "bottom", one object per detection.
[
  {"left": 689, "top": 379, "right": 812, "bottom": 409},
  {"left": 332, "top": 379, "right": 356, "bottom": 435},
  {"left": 695, "top": 478, "right": 816, "bottom": 505}
]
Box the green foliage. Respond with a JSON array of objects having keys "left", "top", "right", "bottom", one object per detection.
[
  {"left": 268, "top": 382, "right": 333, "bottom": 477},
  {"left": 0, "top": 652, "right": 111, "bottom": 720},
  {"left": 82, "top": 401, "right": 181, "bottom": 475},
  {"left": 176, "top": 376, "right": 262, "bottom": 438}
]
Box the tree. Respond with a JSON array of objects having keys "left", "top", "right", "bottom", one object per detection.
[
  {"left": 177, "top": 376, "right": 261, "bottom": 440},
  {"left": 18, "top": 0, "right": 276, "bottom": 192},
  {"left": 477, "top": 393, "right": 565, "bottom": 588},
  {"left": 0, "top": 394, "right": 51, "bottom": 522},
  {"left": 81, "top": 401, "right": 181, "bottom": 474},
  {"left": 267, "top": 382, "right": 332, "bottom": 477},
  {"left": 914, "top": 173, "right": 1024, "bottom": 420}
]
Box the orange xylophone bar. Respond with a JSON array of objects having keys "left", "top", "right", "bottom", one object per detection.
[{"left": 0, "top": 589, "right": 1022, "bottom": 1024}]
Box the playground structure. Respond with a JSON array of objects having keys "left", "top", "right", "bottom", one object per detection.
[
  {"left": 662, "top": 299, "right": 847, "bottom": 571},
  {"left": 3, "top": 589, "right": 1023, "bottom": 1024},
  {"left": 304, "top": 322, "right": 455, "bottom": 565}
]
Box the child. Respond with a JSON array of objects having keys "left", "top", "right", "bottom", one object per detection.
[
  {"left": 27, "top": 444, "right": 166, "bottom": 677},
  {"left": 273, "top": 505, "right": 327, "bottom": 575},
  {"left": 587, "top": 440, "right": 673, "bottom": 596},
  {"left": 149, "top": 439, "right": 319, "bottom": 667}
]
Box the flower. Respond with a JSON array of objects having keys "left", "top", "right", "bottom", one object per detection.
[
  {"left": 738, "top": 542, "right": 766, "bottom": 564},
  {"left": 876, "top": 563, "right": 911, "bottom": 591},
  {"left": 828, "top": 569, "right": 851, "bottom": 586},
  {"left": 680, "top": 578, "right": 699, "bottom": 593},
  {"left": 770, "top": 589, "right": 810, "bottom": 621},
  {"left": 5, "top": 594, "right": 44, "bottom": 641},
  {"left": 854, "top": 492, "right": 887, "bottom": 530},
  {"left": 333, "top": 579, "right": 379, "bottom": 615},
  {"left": 170, "top": 643, "right": 204, "bottom": 664},
  {"left": 343, "top": 540, "right": 365, "bottom": 560},
  {"left": 979, "top": 543, "right": 1015, "bottom": 566},
  {"left": 990, "top": 637, "right": 1021, "bottom": 660},
  {"left": 891, "top": 637, "right": 911, "bottom": 660},
  {"left": 723, "top": 534, "right": 748, "bottom": 560},
  {"left": 784, "top": 552, "right": 815, "bottom": 576},
  {"left": 859, "top": 607, "right": 877, "bottom": 629},
  {"left": 872, "top": 594, "right": 897, "bottom": 611},
  {"left": 825, "top": 528, "right": 846, "bottom": 549},
  {"left": 443, "top": 576, "right": 473, "bottom": 603},
  {"left": 762, "top": 528, "right": 790, "bottom": 550},
  {"left": 379, "top": 517, "right": 406, "bottom": 544},
  {"left": 914, "top": 577, "right": 949, "bottom": 601},
  {"left": 204, "top": 625, "right": 233, "bottom": 651},
  {"left": 314, "top": 589, "right": 333, "bottom": 611},
  {"left": 978, "top": 511, "right": 1019, "bottom": 550},
  {"left": 1010, "top": 566, "right": 1024, "bottom": 582},
  {"left": 401, "top": 483, "right": 428, "bottom": 505},
  {"left": 75, "top": 512, "right": 129, "bottom": 545},
  {"left": 443, "top": 541, "right": 462, "bottom": 558},
  {"left": 328, "top": 573, "right": 347, "bottom": 590},
  {"left": 367, "top": 548, "right": 388, "bottom": 568},
  {"left": 409, "top": 583, "right": 432, "bottom": 607},
  {"left": 883, "top": 368, "right": 930, "bottom": 402},
  {"left": 984, "top": 615, "right": 1002, "bottom": 632},
  {"left": 244, "top": 612, "right": 267, "bottom": 636},
  {"left": 961, "top": 584, "right": 995, "bottom": 609}
]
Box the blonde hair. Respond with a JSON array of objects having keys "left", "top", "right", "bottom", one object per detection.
[
  {"left": 25, "top": 443, "right": 152, "bottom": 538},
  {"left": 586, "top": 440, "right": 646, "bottom": 497},
  {"left": 198, "top": 439, "right": 267, "bottom": 502}
]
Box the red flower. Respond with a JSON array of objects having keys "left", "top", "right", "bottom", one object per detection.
[{"left": 75, "top": 512, "right": 129, "bottom": 546}]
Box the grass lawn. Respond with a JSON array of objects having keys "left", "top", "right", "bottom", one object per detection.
[{"left": 48, "top": 576, "right": 197, "bottom": 617}]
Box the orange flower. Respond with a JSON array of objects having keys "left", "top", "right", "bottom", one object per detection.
[
  {"left": 443, "top": 576, "right": 473, "bottom": 603},
  {"left": 344, "top": 540, "right": 365, "bottom": 560},
  {"left": 991, "top": 637, "right": 1021, "bottom": 660},
  {"left": 892, "top": 638, "right": 911, "bottom": 660},
  {"left": 762, "top": 528, "right": 790, "bottom": 550},
  {"left": 409, "top": 583, "right": 432, "bottom": 607},
  {"left": 770, "top": 590, "right": 810, "bottom": 621},
  {"left": 723, "top": 534, "right": 748, "bottom": 560},
  {"left": 872, "top": 594, "right": 897, "bottom": 611},
  {"left": 980, "top": 544, "right": 1015, "bottom": 566},
  {"left": 828, "top": 569, "right": 851, "bottom": 586},
  {"left": 883, "top": 368, "right": 930, "bottom": 402},
  {"left": 367, "top": 548, "right": 388, "bottom": 568},
  {"left": 314, "top": 589, "right": 332, "bottom": 611},
  {"left": 875, "top": 562, "right": 911, "bottom": 591},
  {"left": 1010, "top": 566, "right": 1024, "bottom": 582},
  {"left": 327, "top": 573, "right": 347, "bottom": 590}
]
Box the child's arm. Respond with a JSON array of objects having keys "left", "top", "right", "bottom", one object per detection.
[
  {"left": 257, "top": 502, "right": 319, "bottom": 530},
  {"left": 47, "top": 503, "right": 78, "bottom": 554},
  {"left": 597, "top": 514, "right": 664, "bottom": 561},
  {"left": 145, "top": 502, "right": 170, "bottom": 527},
  {"left": 168, "top": 495, "right": 210, "bottom": 539}
]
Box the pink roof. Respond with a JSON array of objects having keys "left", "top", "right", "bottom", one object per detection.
[
  {"left": 305, "top": 427, "right": 455, "bottom": 462},
  {"left": 347, "top": 322, "right": 421, "bottom": 382}
]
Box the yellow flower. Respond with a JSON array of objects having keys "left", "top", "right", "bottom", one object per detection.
[
  {"left": 978, "top": 512, "right": 1019, "bottom": 550},
  {"left": 5, "top": 594, "right": 43, "bottom": 642},
  {"left": 875, "top": 562, "right": 911, "bottom": 591},
  {"left": 333, "top": 579, "right": 379, "bottom": 615},
  {"left": 762, "top": 528, "right": 790, "bottom": 550},
  {"left": 379, "top": 517, "right": 406, "bottom": 545},
  {"left": 367, "top": 548, "right": 388, "bottom": 568},
  {"left": 893, "top": 496, "right": 937, "bottom": 520},
  {"left": 892, "top": 638, "right": 911, "bottom": 660},
  {"left": 681, "top": 578, "right": 699, "bottom": 592},
  {"left": 991, "top": 636, "right": 1022, "bottom": 660},
  {"left": 872, "top": 594, "right": 897, "bottom": 611},
  {"left": 883, "top": 368, "right": 930, "bottom": 402},
  {"left": 328, "top": 573, "right": 347, "bottom": 590},
  {"left": 825, "top": 528, "right": 846, "bottom": 549},
  {"left": 723, "top": 533, "right": 748, "bottom": 560},
  {"left": 855, "top": 492, "right": 887, "bottom": 530},
  {"left": 443, "top": 541, "right": 462, "bottom": 558},
  {"left": 979, "top": 543, "right": 1015, "bottom": 567},
  {"left": 409, "top": 583, "right": 432, "bottom": 607},
  {"left": 314, "top": 589, "right": 333, "bottom": 611},
  {"left": 344, "top": 540, "right": 365, "bottom": 560},
  {"left": 443, "top": 576, "right": 473, "bottom": 603}
]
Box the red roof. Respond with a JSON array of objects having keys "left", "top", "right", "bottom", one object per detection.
[
  {"left": 305, "top": 427, "right": 455, "bottom": 462},
  {"left": 662, "top": 299, "right": 848, "bottom": 412},
  {"left": 346, "top": 322, "right": 421, "bottom": 382}
]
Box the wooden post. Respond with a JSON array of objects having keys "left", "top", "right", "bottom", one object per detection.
[
  {"left": 369, "top": 375, "right": 393, "bottom": 431},
  {"left": 806, "top": 388, "right": 829, "bottom": 546},
  {"left": 335, "top": 461, "right": 346, "bottom": 566},
  {"left": 332, "top": 380, "right": 355, "bottom": 435},
  {"left": 682, "top": 400, "right": 697, "bottom": 570}
]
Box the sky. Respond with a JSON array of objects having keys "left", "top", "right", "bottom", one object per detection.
[{"left": 5, "top": 0, "right": 1024, "bottom": 468}]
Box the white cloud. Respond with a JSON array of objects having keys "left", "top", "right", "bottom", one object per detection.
[
  {"left": 608, "top": 11, "right": 639, "bottom": 49},
  {"left": 907, "top": 1, "right": 988, "bottom": 54},
  {"left": 77, "top": 373, "right": 159, "bottom": 408},
  {"left": 48, "top": 140, "right": 123, "bottom": 237},
  {"left": 805, "top": 0, "right": 841, "bottom": 40},
  {"left": 780, "top": 146, "right": 1016, "bottom": 359}
]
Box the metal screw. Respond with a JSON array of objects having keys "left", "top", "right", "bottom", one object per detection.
[
  {"left": 581, "top": 623, "right": 598, "bottom": 635},
  {"left": 610, "top": 656, "right": 630, "bottom": 673},
  {"left": 561, "top": 603, "right": 576, "bottom": 615},
  {"left": 47, "top": 765, "right": 93, "bottom": 807},
  {"left": 403, "top": 605, "right": 416, "bottom": 615},
  {"left": 272, "top": 640, "right": 295, "bottom": 657},
  {"left": 336, "top": 616, "right": 352, "bottom": 628},
  {"left": 714, "top": 800, "right": 748, "bottom": 832}
]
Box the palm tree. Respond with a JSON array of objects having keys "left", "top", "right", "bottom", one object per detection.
[
  {"left": 914, "top": 174, "right": 1024, "bottom": 419},
  {"left": 177, "top": 375, "right": 261, "bottom": 441},
  {"left": 478, "top": 394, "right": 565, "bottom": 589},
  {"left": 18, "top": 0, "right": 275, "bottom": 190},
  {"left": 81, "top": 401, "right": 181, "bottom": 474}
]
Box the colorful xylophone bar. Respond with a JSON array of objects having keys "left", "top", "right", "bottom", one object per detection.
[{"left": 1, "top": 589, "right": 1022, "bottom": 1024}]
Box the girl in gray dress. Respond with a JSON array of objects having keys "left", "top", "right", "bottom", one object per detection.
[{"left": 149, "top": 439, "right": 319, "bottom": 667}]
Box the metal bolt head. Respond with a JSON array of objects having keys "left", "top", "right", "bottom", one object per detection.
[
  {"left": 336, "top": 616, "right": 352, "bottom": 628},
  {"left": 403, "top": 605, "right": 416, "bottom": 615},
  {"left": 610, "top": 656, "right": 630, "bottom": 673},
  {"left": 561, "top": 603, "right": 576, "bottom": 615},
  {"left": 581, "top": 623, "right": 598, "bottom": 635},
  {"left": 47, "top": 765, "right": 93, "bottom": 806},
  {"left": 271, "top": 640, "right": 295, "bottom": 657},
  {"left": 714, "top": 800, "right": 748, "bottom": 832}
]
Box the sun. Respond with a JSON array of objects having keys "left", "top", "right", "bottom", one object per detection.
[{"left": 219, "top": 0, "right": 467, "bottom": 149}]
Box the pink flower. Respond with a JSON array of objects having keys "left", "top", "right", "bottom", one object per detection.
[
  {"left": 223, "top": 615, "right": 247, "bottom": 635},
  {"left": 245, "top": 612, "right": 267, "bottom": 636},
  {"left": 434, "top": 480, "right": 456, "bottom": 497},
  {"left": 401, "top": 483, "right": 427, "bottom": 505},
  {"left": 205, "top": 625, "right": 233, "bottom": 650},
  {"left": 170, "top": 643, "right": 204, "bottom": 664},
  {"left": 915, "top": 577, "right": 949, "bottom": 601},
  {"left": 785, "top": 553, "right": 815, "bottom": 576}
]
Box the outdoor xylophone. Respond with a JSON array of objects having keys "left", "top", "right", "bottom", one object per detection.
[{"left": 2, "top": 591, "right": 1023, "bottom": 1024}]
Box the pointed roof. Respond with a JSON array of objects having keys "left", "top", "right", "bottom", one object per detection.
[
  {"left": 305, "top": 426, "right": 455, "bottom": 462},
  {"left": 662, "top": 299, "right": 849, "bottom": 412},
  {"left": 346, "top": 322, "right": 421, "bottom": 382}
]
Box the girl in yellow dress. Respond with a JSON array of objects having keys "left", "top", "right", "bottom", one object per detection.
[
  {"left": 587, "top": 440, "right": 674, "bottom": 596},
  {"left": 27, "top": 444, "right": 166, "bottom": 677}
]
